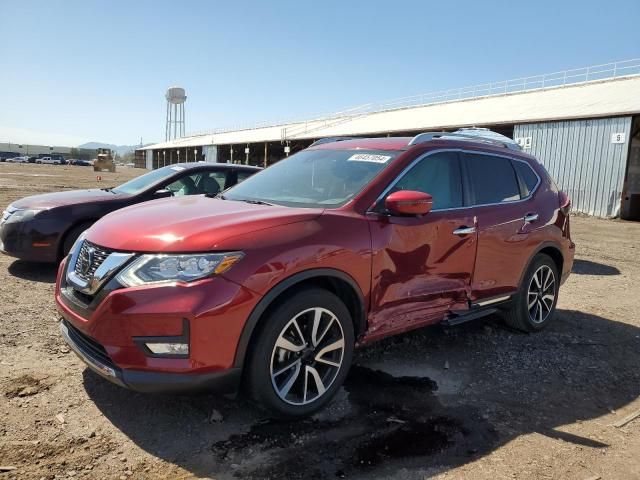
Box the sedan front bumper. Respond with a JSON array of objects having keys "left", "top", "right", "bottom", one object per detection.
[{"left": 0, "top": 218, "right": 61, "bottom": 263}]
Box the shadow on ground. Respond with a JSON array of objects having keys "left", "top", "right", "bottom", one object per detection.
[
  {"left": 85, "top": 310, "right": 640, "bottom": 479},
  {"left": 8, "top": 260, "right": 58, "bottom": 283},
  {"left": 571, "top": 259, "right": 621, "bottom": 276}
]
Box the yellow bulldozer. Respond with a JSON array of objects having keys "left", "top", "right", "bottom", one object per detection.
[{"left": 93, "top": 148, "right": 116, "bottom": 173}]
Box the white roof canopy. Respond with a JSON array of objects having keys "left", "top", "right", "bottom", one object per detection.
[{"left": 142, "top": 75, "right": 640, "bottom": 150}]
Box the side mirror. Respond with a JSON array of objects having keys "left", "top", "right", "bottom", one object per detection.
[
  {"left": 385, "top": 190, "right": 433, "bottom": 216},
  {"left": 153, "top": 189, "right": 173, "bottom": 199}
]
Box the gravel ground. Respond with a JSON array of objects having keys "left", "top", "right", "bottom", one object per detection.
[{"left": 1, "top": 162, "right": 639, "bottom": 480}]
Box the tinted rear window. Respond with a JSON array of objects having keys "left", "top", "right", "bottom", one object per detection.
[
  {"left": 513, "top": 161, "right": 539, "bottom": 196},
  {"left": 465, "top": 153, "right": 520, "bottom": 205}
]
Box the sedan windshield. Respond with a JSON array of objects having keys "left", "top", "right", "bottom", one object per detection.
[
  {"left": 224, "top": 149, "right": 398, "bottom": 208},
  {"left": 112, "top": 165, "right": 184, "bottom": 195}
]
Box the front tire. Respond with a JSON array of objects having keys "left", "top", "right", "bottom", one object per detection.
[
  {"left": 501, "top": 253, "right": 559, "bottom": 332},
  {"left": 61, "top": 222, "right": 92, "bottom": 260},
  {"left": 246, "top": 288, "right": 354, "bottom": 418}
]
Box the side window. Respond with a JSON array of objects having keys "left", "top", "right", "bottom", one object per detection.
[
  {"left": 513, "top": 161, "right": 538, "bottom": 197},
  {"left": 389, "top": 151, "right": 463, "bottom": 210},
  {"left": 199, "top": 171, "right": 226, "bottom": 195},
  {"left": 465, "top": 154, "right": 520, "bottom": 204},
  {"left": 236, "top": 171, "right": 253, "bottom": 184},
  {"left": 165, "top": 173, "right": 201, "bottom": 196}
]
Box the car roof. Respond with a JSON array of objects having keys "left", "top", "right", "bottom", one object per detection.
[
  {"left": 306, "top": 135, "right": 538, "bottom": 163},
  {"left": 308, "top": 137, "right": 412, "bottom": 151},
  {"left": 165, "top": 162, "right": 262, "bottom": 171}
]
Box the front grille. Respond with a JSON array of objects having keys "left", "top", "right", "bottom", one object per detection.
[
  {"left": 74, "top": 241, "right": 112, "bottom": 281},
  {"left": 63, "top": 320, "right": 114, "bottom": 368}
]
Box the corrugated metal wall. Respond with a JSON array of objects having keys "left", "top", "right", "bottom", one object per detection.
[{"left": 514, "top": 117, "right": 632, "bottom": 217}]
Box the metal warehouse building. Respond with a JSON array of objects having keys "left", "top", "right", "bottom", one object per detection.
[{"left": 138, "top": 60, "right": 640, "bottom": 220}]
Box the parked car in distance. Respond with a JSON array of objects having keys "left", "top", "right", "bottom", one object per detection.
[
  {"left": 36, "top": 156, "right": 63, "bottom": 165},
  {"left": 6, "top": 156, "right": 30, "bottom": 163},
  {"left": 1, "top": 162, "right": 261, "bottom": 262},
  {"left": 56, "top": 129, "right": 575, "bottom": 417},
  {"left": 68, "top": 159, "right": 91, "bottom": 166}
]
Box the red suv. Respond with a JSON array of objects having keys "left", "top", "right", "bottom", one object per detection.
[{"left": 56, "top": 129, "right": 575, "bottom": 417}]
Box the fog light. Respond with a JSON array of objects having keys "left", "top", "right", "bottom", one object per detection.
[{"left": 145, "top": 343, "right": 189, "bottom": 355}]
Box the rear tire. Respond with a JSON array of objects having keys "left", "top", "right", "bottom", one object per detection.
[
  {"left": 246, "top": 288, "right": 354, "bottom": 418},
  {"left": 501, "top": 253, "right": 559, "bottom": 332}
]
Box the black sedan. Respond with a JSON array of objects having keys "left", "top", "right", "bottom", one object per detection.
[{"left": 0, "top": 162, "right": 261, "bottom": 263}]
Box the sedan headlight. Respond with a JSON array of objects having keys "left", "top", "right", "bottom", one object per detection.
[
  {"left": 116, "top": 252, "right": 244, "bottom": 287},
  {"left": 3, "top": 208, "right": 46, "bottom": 224}
]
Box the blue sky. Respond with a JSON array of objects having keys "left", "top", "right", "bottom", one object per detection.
[{"left": 1, "top": 0, "right": 639, "bottom": 146}]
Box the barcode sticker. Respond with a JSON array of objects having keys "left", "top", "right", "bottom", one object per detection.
[{"left": 347, "top": 154, "right": 391, "bottom": 163}]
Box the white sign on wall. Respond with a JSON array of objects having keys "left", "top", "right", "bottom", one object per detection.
[
  {"left": 515, "top": 136, "right": 532, "bottom": 150},
  {"left": 611, "top": 132, "right": 626, "bottom": 144},
  {"left": 244, "top": 148, "right": 250, "bottom": 154}
]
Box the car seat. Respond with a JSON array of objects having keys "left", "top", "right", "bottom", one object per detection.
[{"left": 201, "top": 176, "right": 221, "bottom": 195}]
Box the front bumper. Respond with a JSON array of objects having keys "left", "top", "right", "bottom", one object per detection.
[
  {"left": 60, "top": 319, "right": 241, "bottom": 392},
  {"left": 56, "top": 256, "right": 261, "bottom": 393},
  {"left": 0, "top": 218, "right": 61, "bottom": 262}
]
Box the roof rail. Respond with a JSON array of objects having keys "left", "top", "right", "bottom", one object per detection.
[
  {"left": 408, "top": 128, "right": 522, "bottom": 151},
  {"left": 309, "top": 137, "right": 357, "bottom": 147}
]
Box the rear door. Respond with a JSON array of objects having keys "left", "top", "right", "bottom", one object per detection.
[
  {"left": 462, "top": 152, "right": 539, "bottom": 303},
  {"left": 367, "top": 151, "right": 478, "bottom": 337}
]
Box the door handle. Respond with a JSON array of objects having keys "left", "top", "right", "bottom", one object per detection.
[
  {"left": 524, "top": 213, "right": 539, "bottom": 223},
  {"left": 453, "top": 226, "right": 476, "bottom": 235}
]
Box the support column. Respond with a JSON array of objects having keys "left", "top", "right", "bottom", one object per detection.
[{"left": 264, "top": 142, "right": 268, "bottom": 167}]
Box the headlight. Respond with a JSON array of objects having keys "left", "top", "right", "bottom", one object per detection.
[
  {"left": 3, "top": 208, "right": 45, "bottom": 224},
  {"left": 116, "top": 252, "right": 244, "bottom": 287}
]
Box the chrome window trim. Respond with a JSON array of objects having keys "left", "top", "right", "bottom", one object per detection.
[{"left": 368, "top": 148, "right": 541, "bottom": 214}]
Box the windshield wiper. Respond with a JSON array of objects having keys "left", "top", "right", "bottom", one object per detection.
[
  {"left": 207, "top": 192, "right": 225, "bottom": 199},
  {"left": 236, "top": 198, "right": 274, "bottom": 206},
  {"left": 101, "top": 187, "right": 116, "bottom": 193}
]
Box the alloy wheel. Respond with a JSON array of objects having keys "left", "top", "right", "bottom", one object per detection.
[
  {"left": 527, "top": 265, "right": 556, "bottom": 324},
  {"left": 270, "top": 307, "right": 345, "bottom": 405}
]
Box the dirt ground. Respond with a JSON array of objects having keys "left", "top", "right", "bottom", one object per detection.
[{"left": 1, "top": 162, "right": 639, "bottom": 480}]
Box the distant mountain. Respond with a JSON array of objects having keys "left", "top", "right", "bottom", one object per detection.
[{"left": 76, "top": 142, "right": 149, "bottom": 157}]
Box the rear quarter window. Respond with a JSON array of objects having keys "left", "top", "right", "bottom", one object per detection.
[{"left": 513, "top": 161, "right": 539, "bottom": 197}]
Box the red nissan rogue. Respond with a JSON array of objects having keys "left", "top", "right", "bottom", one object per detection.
[{"left": 56, "top": 129, "right": 574, "bottom": 417}]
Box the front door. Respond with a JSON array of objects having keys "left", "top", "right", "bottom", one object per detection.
[{"left": 366, "top": 151, "right": 478, "bottom": 340}]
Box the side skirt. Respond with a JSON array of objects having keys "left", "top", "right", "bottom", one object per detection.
[{"left": 442, "top": 294, "right": 513, "bottom": 327}]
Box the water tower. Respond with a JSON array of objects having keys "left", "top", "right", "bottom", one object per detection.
[{"left": 165, "top": 86, "right": 187, "bottom": 141}]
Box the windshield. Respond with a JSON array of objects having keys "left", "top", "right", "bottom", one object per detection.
[
  {"left": 224, "top": 149, "right": 398, "bottom": 208},
  {"left": 112, "top": 165, "right": 184, "bottom": 195}
]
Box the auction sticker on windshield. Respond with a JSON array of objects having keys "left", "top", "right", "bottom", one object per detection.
[{"left": 347, "top": 153, "right": 392, "bottom": 163}]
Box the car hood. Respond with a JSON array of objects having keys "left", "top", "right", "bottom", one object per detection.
[
  {"left": 86, "top": 195, "right": 324, "bottom": 252},
  {"left": 10, "top": 189, "right": 126, "bottom": 209}
]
